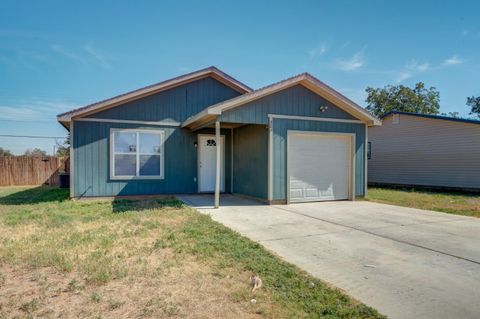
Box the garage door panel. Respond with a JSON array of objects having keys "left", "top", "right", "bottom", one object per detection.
[{"left": 288, "top": 132, "right": 351, "bottom": 203}]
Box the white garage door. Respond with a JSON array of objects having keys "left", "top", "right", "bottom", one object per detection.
[{"left": 288, "top": 132, "right": 352, "bottom": 203}]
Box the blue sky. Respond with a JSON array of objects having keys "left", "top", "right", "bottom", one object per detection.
[{"left": 1, "top": 0, "right": 479, "bottom": 154}]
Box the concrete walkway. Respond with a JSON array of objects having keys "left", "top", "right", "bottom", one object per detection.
[{"left": 178, "top": 194, "right": 480, "bottom": 319}]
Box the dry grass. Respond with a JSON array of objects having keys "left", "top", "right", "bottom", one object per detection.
[
  {"left": 0, "top": 186, "right": 384, "bottom": 318},
  {"left": 366, "top": 187, "right": 480, "bottom": 218}
]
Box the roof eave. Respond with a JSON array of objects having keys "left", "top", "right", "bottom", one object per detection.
[
  {"left": 56, "top": 66, "right": 251, "bottom": 122},
  {"left": 181, "top": 73, "right": 382, "bottom": 129}
]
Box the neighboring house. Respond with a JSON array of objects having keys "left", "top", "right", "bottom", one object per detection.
[
  {"left": 368, "top": 111, "right": 480, "bottom": 191},
  {"left": 57, "top": 66, "right": 380, "bottom": 206}
]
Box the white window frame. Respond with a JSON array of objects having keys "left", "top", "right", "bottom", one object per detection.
[{"left": 110, "top": 128, "right": 165, "bottom": 180}]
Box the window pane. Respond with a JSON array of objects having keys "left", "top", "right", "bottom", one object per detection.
[
  {"left": 114, "top": 132, "right": 136, "bottom": 153},
  {"left": 139, "top": 133, "right": 161, "bottom": 154},
  {"left": 114, "top": 154, "right": 136, "bottom": 176},
  {"left": 139, "top": 155, "right": 160, "bottom": 176}
]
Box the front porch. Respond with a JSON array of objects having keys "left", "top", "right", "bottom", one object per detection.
[{"left": 191, "top": 120, "right": 269, "bottom": 208}]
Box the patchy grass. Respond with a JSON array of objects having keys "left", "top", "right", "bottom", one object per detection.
[
  {"left": 0, "top": 186, "right": 384, "bottom": 318},
  {"left": 367, "top": 187, "right": 480, "bottom": 218}
]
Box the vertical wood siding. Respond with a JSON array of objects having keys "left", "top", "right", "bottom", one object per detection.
[
  {"left": 73, "top": 121, "right": 232, "bottom": 197},
  {"left": 369, "top": 114, "right": 480, "bottom": 189},
  {"left": 219, "top": 84, "right": 357, "bottom": 124},
  {"left": 87, "top": 77, "right": 241, "bottom": 122},
  {"left": 73, "top": 77, "right": 368, "bottom": 199},
  {"left": 232, "top": 125, "right": 268, "bottom": 199},
  {"left": 272, "top": 119, "right": 366, "bottom": 200},
  {"left": 73, "top": 77, "right": 238, "bottom": 197}
]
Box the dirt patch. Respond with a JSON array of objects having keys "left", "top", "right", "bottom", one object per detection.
[{"left": 0, "top": 262, "right": 268, "bottom": 318}]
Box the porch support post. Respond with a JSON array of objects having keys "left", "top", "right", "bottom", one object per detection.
[{"left": 214, "top": 120, "right": 221, "bottom": 208}]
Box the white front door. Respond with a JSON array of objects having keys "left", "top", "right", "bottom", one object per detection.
[
  {"left": 198, "top": 135, "right": 225, "bottom": 192},
  {"left": 288, "top": 132, "right": 353, "bottom": 203}
]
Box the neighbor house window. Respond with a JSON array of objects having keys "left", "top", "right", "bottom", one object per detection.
[{"left": 111, "top": 129, "right": 164, "bottom": 179}]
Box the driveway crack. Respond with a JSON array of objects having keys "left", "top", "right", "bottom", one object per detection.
[{"left": 260, "top": 229, "right": 354, "bottom": 242}]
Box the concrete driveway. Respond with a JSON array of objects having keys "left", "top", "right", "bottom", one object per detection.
[{"left": 178, "top": 194, "right": 480, "bottom": 319}]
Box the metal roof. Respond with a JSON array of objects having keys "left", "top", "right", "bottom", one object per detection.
[{"left": 382, "top": 111, "right": 480, "bottom": 125}]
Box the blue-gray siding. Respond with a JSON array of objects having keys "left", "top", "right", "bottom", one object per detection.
[
  {"left": 73, "top": 77, "right": 239, "bottom": 197},
  {"left": 272, "top": 119, "right": 366, "bottom": 200},
  {"left": 73, "top": 122, "right": 232, "bottom": 197},
  {"left": 219, "top": 83, "right": 366, "bottom": 200},
  {"left": 232, "top": 125, "right": 268, "bottom": 199},
  {"left": 219, "top": 85, "right": 356, "bottom": 124},
  {"left": 73, "top": 78, "right": 367, "bottom": 201},
  {"left": 88, "top": 77, "right": 241, "bottom": 122}
]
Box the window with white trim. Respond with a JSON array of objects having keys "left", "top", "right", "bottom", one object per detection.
[{"left": 111, "top": 129, "right": 164, "bottom": 179}]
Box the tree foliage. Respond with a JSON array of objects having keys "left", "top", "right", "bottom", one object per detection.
[
  {"left": 440, "top": 111, "right": 460, "bottom": 118},
  {"left": 24, "top": 148, "right": 48, "bottom": 157},
  {"left": 0, "top": 147, "right": 13, "bottom": 156},
  {"left": 55, "top": 133, "right": 70, "bottom": 157},
  {"left": 467, "top": 96, "right": 480, "bottom": 118},
  {"left": 365, "top": 82, "right": 440, "bottom": 117}
]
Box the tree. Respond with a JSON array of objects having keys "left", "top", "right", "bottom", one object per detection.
[
  {"left": 467, "top": 96, "right": 480, "bottom": 118},
  {"left": 440, "top": 111, "right": 460, "bottom": 118},
  {"left": 365, "top": 82, "right": 440, "bottom": 117},
  {"left": 24, "top": 148, "right": 47, "bottom": 157},
  {"left": 0, "top": 147, "right": 13, "bottom": 156},
  {"left": 55, "top": 133, "right": 70, "bottom": 157}
]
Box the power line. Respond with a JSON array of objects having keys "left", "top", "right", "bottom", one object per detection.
[{"left": 0, "top": 134, "right": 66, "bottom": 139}]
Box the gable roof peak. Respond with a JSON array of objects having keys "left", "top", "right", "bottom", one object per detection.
[
  {"left": 182, "top": 72, "right": 382, "bottom": 128},
  {"left": 57, "top": 66, "right": 251, "bottom": 126}
]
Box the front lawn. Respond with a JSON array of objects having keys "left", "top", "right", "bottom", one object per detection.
[
  {"left": 367, "top": 187, "right": 480, "bottom": 218},
  {"left": 0, "top": 186, "right": 384, "bottom": 318}
]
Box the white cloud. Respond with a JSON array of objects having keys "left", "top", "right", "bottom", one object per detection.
[
  {"left": 0, "top": 99, "right": 76, "bottom": 122},
  {"left": 406, "top": 60, "right": 430, "bottom": 72},
  {"left": 395, "top": 60, "right": 430, "bottom": 83},
  {"left": 0, "top": 106, "right": 40, "bottom": 121},
  {"left": 395, "top": 72, "right": 412, "bottom": 83},
  {"left": 51, "top": 44, "right": 85, "bottom": 63},
  {"left": 443, "top": 55, "right": 464, "bottom": 66},
  {"left": 335, "top": 50, "right": 364, "bottom": 71},
  {"left": 51, "top": 43, "right": 112, "bottom": 69},
  {"left": 83, "top": 43, "right": 111, "bottom": 69},
  {"left": 308, "top": 42, "right": 327, "bottom": 59},
  {"left": 417, "top": 63, "right": 429, "bottom": 71}
]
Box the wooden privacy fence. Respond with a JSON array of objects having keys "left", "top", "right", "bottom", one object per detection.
[{"left": 0, "top": 156, "right": 69, "bottom": 186}]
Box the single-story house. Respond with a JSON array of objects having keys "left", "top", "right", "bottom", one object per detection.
[
  {"left": 368, "top": 111, "right": 480, "bottom": 191},
  {"left": 57, "top": 66, "right": 380, "bottom": 206}
]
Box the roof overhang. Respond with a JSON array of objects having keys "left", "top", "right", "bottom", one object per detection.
[
  {"left": 56, "top": 66, "right": 252, "bottom": 129},
  {"left": 182, "top": 73, "right": 381, "bottom": 130},
  {"left": 382, "top": 111, "right": 480, "bottom": 126}
]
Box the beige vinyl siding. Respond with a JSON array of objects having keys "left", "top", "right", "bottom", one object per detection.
[{"left": 368, "top": 113, "right": 480, "bottom": 189}]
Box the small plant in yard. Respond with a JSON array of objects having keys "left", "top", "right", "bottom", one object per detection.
[
  {"left": 64, "top": 278, "right": 84, "bottom": 292},
  {"left": 90, "top": 292, "right": 101, "bottom": 303},
  {"left": 0, "top": 271, "right": 5, "bottom": 286},
  {"left": 19, "top": 298, "right": 39, "bottom": 314},
  {"left": 153, "top": 238, "right": 167, "bottom": 250},
  {"left": 108, "top": 299, "right": 124, "bottom": 310}
]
